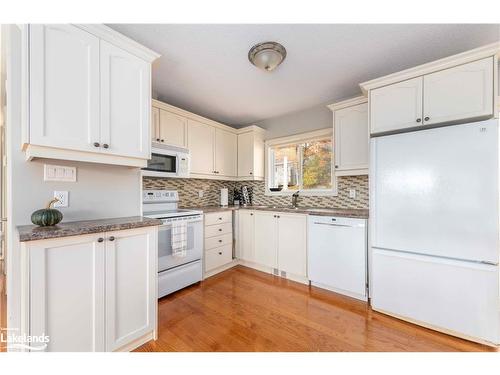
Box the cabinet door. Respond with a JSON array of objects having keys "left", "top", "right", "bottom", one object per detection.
[
  {"left": 151, "top": 107, "right": 160, "bottom": 143},
  {"left": 100, "top": 40, "right": 151, "bottom": 159},
  {"left": 215, "top": 128, "right": 237, "bottom": 177},
  {"left": 334, "top": 103, "right": 369, "bottom": 174},
  {"left": 105, "top": 227, "right": 157, "bottom": 351},
  {"left": 159, "top": 109, "right": 187, "bottom": 148},
  {"left": 253, "top": 211, "right": 278, "bottom": 268},
  {"left": 187, "top": 119, "right": 215, "bottom": 175},
  {"left": 238, "top": 132, "right": 254, "bottom": 178},
  {"left": 423, "top": 57, "right": 494, "bottom": 126},
  {"left": 29, "top": 234, "right": 105, "bottom": 352},
  {"left": 238, "top": 210, "right": 255, "bottom": 262},
  {"left": 370, "top": 77, "right": 423, "bottom": 134},
  {"left": 278, "top": 214, "right": 307, "bottom": 277},
  {"left": 29, "top": 24, "right": 100, "bottom": 152}
]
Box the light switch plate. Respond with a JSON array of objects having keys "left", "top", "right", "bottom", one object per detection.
[
  {"left": 44, "top": 164, "right": 76, "bottom": 182},
  {"left": 53, "top": 191, "right": 69, "bottom": 207},
  {"left": 349, "top": 189, "right": 357, "bottom": 199}
]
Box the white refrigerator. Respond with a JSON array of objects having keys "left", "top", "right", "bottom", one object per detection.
[{"left": 370, "top": 119, "right": 500, "bottom": 346}]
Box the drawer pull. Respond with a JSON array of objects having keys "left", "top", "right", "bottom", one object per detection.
[
  {"left": 218, "top": 228, "right": 222, "bottom": 231},
  {"left": 97, "top": 237, "right": 104, "bottom": 243},
  {"left": 219, "top": 239, "right": 222, "bottom": 243},
  {"left": 108, "top": 236, "right": 115, "bottom": 241},
  {"left": 218, "top": 252, "right": 222, "bottom": 255}
]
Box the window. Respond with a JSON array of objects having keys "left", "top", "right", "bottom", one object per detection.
[{"left": 266, "top": 129, "right": 336, "bottom": 195}]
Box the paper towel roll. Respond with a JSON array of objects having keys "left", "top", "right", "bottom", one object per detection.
[{"left": 220, "top": 188, "right": 228, "bottom": 207}]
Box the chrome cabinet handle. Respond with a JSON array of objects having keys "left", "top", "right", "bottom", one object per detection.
[
  {"left": 108, "top": 236, "right": 115, "bottom": 241},
  {"left": 424, "top": 116, "right": 430, "bottom": 121},
  {"left": 93, "top": 142, "right": 100, "bottom": 147},
  {"left": 97, "top": 237, "right": 104, "bottom": 243},
  {"left": 416, "top": 118, "right": 422, "bottom": 123},
  {"left": 103, "top": 144, "right": 109, "bottom": 149}
]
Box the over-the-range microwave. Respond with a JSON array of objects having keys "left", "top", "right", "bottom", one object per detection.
[{"left": 142, "top": 144, "right": 190, "bottom": 178}]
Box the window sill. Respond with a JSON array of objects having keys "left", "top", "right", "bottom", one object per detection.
[{"left": 265, "top": 189, "right": 338, "bottom": 197}]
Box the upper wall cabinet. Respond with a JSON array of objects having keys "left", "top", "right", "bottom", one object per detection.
[
  {"left": 29, "top": 25, "right": 101, "bottom": 154},
  {"left": 188, "top": 119, "right": 216, "bottom": 176},
  {"left": 215, "top": 128, "right": 237, "bottom": 178},
  {"left": 361, "top": 47, "right": 499, "bottom": 135},
  {"left": 237, "top": 127, "right": 266, "bottom": 180},
  {"left": 153, "top": 99, "right": 264, "bottom": 181},
  {"left": 423, "top": 58, "right": 494, "bottom": 126},
  {"left": 328, "top": 97, "right": 369, "bottom": 176},
  {"left": 24, "top": 24, "right": 160, "bottom": 167},
  {"left": 151, "top": 103, "right": 187, "bottom": 148},
  {"left": 370, "top": 77, "right": 423, "bottom": 134},
  {"left": 100, "top": 40, "right": 151, "bottom": 160}
]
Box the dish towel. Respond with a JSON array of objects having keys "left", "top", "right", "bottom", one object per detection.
[{"left": 171, "top": 220, "right": 188, "bottom": 258}]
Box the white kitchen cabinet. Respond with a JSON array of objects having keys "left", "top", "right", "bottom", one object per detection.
[
  {"left": 253, "top": 211, "right": 278, "bottom": 269},
  {"left": 204, "top": 212, "right": 234, "bottom": 276},
  {"left": 188, "top": 119, "right": 215, "bottom": 176},
  {"left": 25, "top": 24, "right": 159, "bottom": 167},
  {"left": 28, "top": 233, "right": 105, "bottom": 352},
  {"left": 23, "top": 226, "right": 158, "bottom": 352},
  {"left": 370, "top": 77, "right": 424, "bottom": 134},
  {"left": 105, "top": 227, "right": 157, "bottom": 351},
  {"left": 367, "top": 56, "right": 496, "bottom": 135},
  {"left": 423, "top": 57, "right": 494, "bottom": 126},
  {"left": 237, "top": 210, "right": 255, "bottom": 262},
  {"left": 29, "top": 24, "right": 100, "bottom": 153},
  {"left": 100, "top": 40, "right": 151, "bottom": 160},
  {"left": 215, "top": 129, "right": 237, "bottom": 177},
  {"left": 277, "top": 213, "right": 307, "bottom": 278},
  {"left": 158, "top": 109, "right": 187, "bottom": 148},
  {"left": 329, "top": 98, "right": 369, "bottom": 176},
  {"left": 151, "top": 106, "right": 160, "bottom": 144},
  {"left": 237, "top": 127, "right": 266, "bottom": 180}
]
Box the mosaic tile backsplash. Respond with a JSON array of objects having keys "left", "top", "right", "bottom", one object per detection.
[{"left": 143, "top": 175, "right": 369, "bottom": 209}]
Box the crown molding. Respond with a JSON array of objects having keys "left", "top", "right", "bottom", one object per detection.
[
  {"left": 359, "top": 42, "right": 500, "bottom": 94},
  {"left": 74, "top": 24, "right": 160, "bottom": 63},
  {"left": 327, "top": 95, "right": 367, "bottom": 112}
]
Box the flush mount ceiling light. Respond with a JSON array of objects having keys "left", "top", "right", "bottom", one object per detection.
[{"left": 248, "top": 41, "right": 287, "bottom": 72}]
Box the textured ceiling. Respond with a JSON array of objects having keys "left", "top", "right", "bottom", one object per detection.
[{"left": 108, "top": 24, "right": 500, "bottom": 126}]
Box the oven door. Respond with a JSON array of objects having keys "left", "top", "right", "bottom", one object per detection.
[{"left": 158, "top": 218, "right": 203, "bottom": 272}]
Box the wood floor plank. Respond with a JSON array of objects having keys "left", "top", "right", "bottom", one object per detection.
[{"left": 136, "top": 266, "right": 497, "bottom": 352}]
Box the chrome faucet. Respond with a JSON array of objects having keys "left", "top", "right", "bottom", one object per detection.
[{"left": 292, "top": 190, "right": 300, "bottom": 208}]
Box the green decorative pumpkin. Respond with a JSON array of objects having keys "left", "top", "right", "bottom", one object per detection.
[{"left": 31, "top": 198, "right": 63, "bottom": 226}]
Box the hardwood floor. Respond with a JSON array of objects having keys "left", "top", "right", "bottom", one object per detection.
[{"left": 136, "top": 265, "right": 495, "bottom": 352}]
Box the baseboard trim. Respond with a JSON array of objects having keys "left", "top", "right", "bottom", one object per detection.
[{"left": 114, "top": 331, "right": 155, "bottom": 352}]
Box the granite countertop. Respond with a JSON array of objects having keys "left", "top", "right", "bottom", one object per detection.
[
  {"left": 18, "top": 216, "right": 162, "bottom": 242},
  {"left": 182, "top": 205, "right": 369, "bottom": 219}
]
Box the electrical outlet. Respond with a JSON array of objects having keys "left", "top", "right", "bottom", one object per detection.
[
  {"left": 198, "top": 190, "right": 204, "bottom": 198},
  {"left": 53, "top": 191, "right": 69, "bottom": 207},
  {"left": 349, "top": 189, "right": 357, "bottom": 199}
]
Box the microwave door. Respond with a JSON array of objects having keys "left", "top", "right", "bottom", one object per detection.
[{"left": 146, "top": 153, "right": 177, "bottom": 173}]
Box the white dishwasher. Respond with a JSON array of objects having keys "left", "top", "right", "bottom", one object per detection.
[{"left": 307, "top": 215, "right": 368, "bottom": 301}]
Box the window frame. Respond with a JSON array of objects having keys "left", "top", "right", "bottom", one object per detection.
[{"left": 265, "top": 128, "right": 338, "bottom": 197}]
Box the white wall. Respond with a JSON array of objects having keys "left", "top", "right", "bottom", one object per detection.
[
  {"left": 245, "top": 102, "right": 334, "bottom": 140},
  {"left": 5, "top": 25, "right": 142, "bottom": 337}
]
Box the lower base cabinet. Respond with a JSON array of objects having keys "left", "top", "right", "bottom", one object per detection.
[
  {"left": 238, "top": 210, "right": 307, "bottom": 281},
  {"left": 23, "top": 226, "right": 157, "bottom": 352},
  {"left": 204, "top": 211, "right": 234, "bottom": 275}
]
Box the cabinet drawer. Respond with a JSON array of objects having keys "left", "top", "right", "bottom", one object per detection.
[
  {"left": 205, "top": 233, "right": 232, "bottom": 250},
  {"left": 205, "top": 222, "right": 232, "bottom": 238},
  {"left": 205, "top": 211, "right": 232, "bottom": 226},
  {"left": 205, "top": 245, "right": 232, "bottom": 272}
]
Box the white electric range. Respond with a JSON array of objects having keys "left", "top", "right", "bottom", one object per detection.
[{"left": 142, "top": 190, "right": 203, "bottom": 298}]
